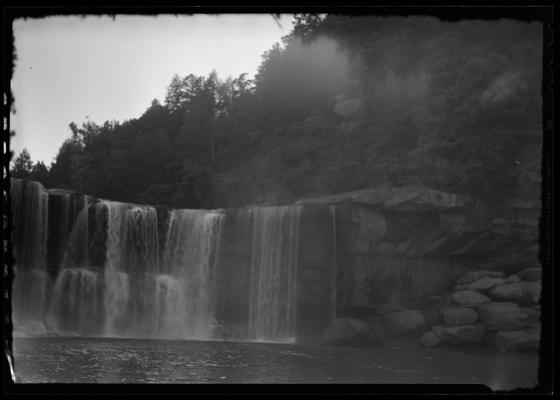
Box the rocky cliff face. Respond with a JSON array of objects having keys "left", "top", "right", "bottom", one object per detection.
[{"left": 299, "top": 185, "right": 541, "bottom": 351}]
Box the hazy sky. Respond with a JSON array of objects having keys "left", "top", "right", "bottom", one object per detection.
[{"left": 11, "top": 14, "right": 295, "bottom": 164}]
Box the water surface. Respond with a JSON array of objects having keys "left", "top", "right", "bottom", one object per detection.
[{"left": 13, "top": 337, "right": 539, "bottom": 390}]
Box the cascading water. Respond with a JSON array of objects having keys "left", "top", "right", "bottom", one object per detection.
[
  {"left": 159, "top": 209, "right": 224, "bottom": 339},
  {"left": 11, "top": 179, "right": 50, "bottom": 331},
  {"left": 48, "top": 195, "right": 97, "bottom": 334},
  {"left": 11, "top": 178, "right": 308, "bottom": 343},
  {"left": 248, "top": 206, "right": 302, "bottom": 342}
]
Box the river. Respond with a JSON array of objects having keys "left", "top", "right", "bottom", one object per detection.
[{"left": 12, "top": 337, "right": 539, "bottom": 391}]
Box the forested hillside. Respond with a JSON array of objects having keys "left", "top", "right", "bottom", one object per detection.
[{"left": 12, "top": 15, "right": 543, "bottom": 209}]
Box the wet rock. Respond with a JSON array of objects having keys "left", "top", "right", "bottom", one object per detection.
[
  {"left": 467, "top": 276, "right": 504, "bottom": 291},
  {"left": 503, "top": 275, "right": 521, "bottom": 284},
  {"left": 518, "top": 268, "right": 542, "bottom": 282},
  {"left": 442, "top": 307, "right": 478, "bottom": 327},
  {"left": 477, "top": 302, "right": 540, "bottom": 331},
  {"left": 495, "top": 330, "right": 540, "bottom": 352},
  {"left": 488, "top": 281, "right": 541, "bottom": 305},
  {"left": 457, "top": 271, "right": 505, "bottom": 285},
  {"left": 451, "top": 290, "right": 490, "bottom": 306},
  {"left": 383, "top": 310, "right": 426, "bottom": 333},
  {"left": 418, "top": 331, "right": 441, "bottom": 348},
  {"left": 321, "top": 318, "right": 384, "bottom": 346},
  {"left": 439, "top": 323, "right": 486, "bottom": 344},
  {"left": 424, "top": 309, "right": 443, "bottom": 329}
]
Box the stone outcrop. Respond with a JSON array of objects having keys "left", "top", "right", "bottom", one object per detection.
[
  {"left": 477, "top": 302, "right": 540, "bottom": 331},
  {"left": 457, "top": 271, "right": 505, "bottom": 285},
  {"left": 418, "top": 331, "right": 440, "bottom": 348},
  {"left": 518, "top": 268, "right": 542, "bottom": 282},
  {"left": 451, "top": 290, "right": 490, "bottom": 306},
  {"left": 495, "top": 330, "right": 540, "bottom": 352},
  {"left": 295, "top": 185, "right": 473, "bottom": 210},
  {"left": 442, "top": 307, "right": 478, "bottom": 327},
  {"left": 438, "top": 323, "right": 486, "bottom": 345},
  {"left": 383, "top": 310, "right": 426, "bottom": 333},
  {"left": 488, "top": 281, "right": 541, "bottom": 305},
  {"left": 466, "top": 276, "right": 504, "bottom": 291},
  {"left": 321, "top": 317, "right": 384, "bottom": 346}
]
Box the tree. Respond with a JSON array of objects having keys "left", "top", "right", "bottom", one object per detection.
[
  {"left": 28, "top": 161, "right": 50, "bottom": 186},
  {"left": 12, "top": 148, "right": 33, "bottom": 179}
]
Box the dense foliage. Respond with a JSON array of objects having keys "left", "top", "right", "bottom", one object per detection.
[{"left": 12, "top": 15, "right": 542, "bottom": 208}]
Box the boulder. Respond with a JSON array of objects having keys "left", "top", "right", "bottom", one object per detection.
[
  {"left": 477, "top": 302, "right": 540, "bottom": 331},
  {"left": 321, "top": 318, "right": 384, "bottom": 346},
  {"left": 518, "top": 267, "right": 542, "bottom": 282},
  {"left": 451, "top": 290, "right": 490, "bottom": 306},
  {"left": 383, "top": 310, "right": 426, "bottom": 333},
  {"left": 488, "top": 281, "right": 541, "bottom": 305},
  {"left": 424, "top": 309, "right": 443, "bottom": 328},
  {"left": 467, "top": 276, "right": 504, "bottom": 291},
  {"left": 376, "top": 303, "right": 404, "bottom": 315},
  {"left": 457, "top": 270, "right": 505, "bottom": 285},
  {"left": 418, "top": 331, "right": 441, "bottom": 348},
  {"left": 495, "top": 330, "right": 540, "bottom": 352},
  {"left": 442, "top": 307, "right": 478, "bottom": 327},
  {"left": 431, "top": 324, "right": 446, "bottom": 337},
  {"left": 503, "top": 275, "right": 521, "bottom": 284},
  {"left": 439, "top": 323, "right": 486, "bottom": 345}
]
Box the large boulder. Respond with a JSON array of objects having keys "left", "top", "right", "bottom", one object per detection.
[
  {"left": 517, "top": 267, "right": 542, "bottom": 282},
  {"left": 439, "top": 323, "right": 486, "bottom": 345},
  {"left": 442, "top": 307, "right": 478, "bottom": 327},
  {"left": 467, "top": 276, "right": 504, "bottom": 291},
  {"left": 495, "top": 330, "right": 540, "bottom": 352},
  {"left": 321, "top": 318, "right": 384, "bottom": 346},
  {"left": 503, "top": 275, "right": 521, "bottom": 284},
  {"left": 457, "top": 270, "right": 505, "bottom": 285},
  {"left": 451, "top": 290, "right": 490, "bottom": 306},
  {"left": 477, "top": 302, "right": 540, "bottom": 331},
  {"left": 488, "top": 281, "right": 541, "bottom": 305},
  {"left": 383, "top": 310, "right": 426, "bottom": 333},
  {"left": 418, "top": 331, "right": 441, "bottom": 348}
]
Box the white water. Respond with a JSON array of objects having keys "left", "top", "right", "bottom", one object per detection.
[
  {"left": 49, "top": 268, "right": 100, "bottom": 335},
  {"left": 11, "top": 180, "right": 50, "bottom": 330},
  {"left": 11, "top": 178, "right": 306, "bottom": 343},
  {"left": 162, "top": 209, "right": 224, "bottom": 339},
  {"left": 248, "top": 206, "right": 302, "bottom": 342}
]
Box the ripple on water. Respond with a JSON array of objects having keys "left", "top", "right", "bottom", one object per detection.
[{"left": 12, "top": 337, "right": 539, "bottom": 389}]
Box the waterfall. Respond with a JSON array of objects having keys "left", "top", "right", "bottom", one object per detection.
[
  {"left": 248, "top": 206, "right": 301, "bottom": 342},
  {"left": 102, "top": 201, "right": 161, "bottom": 336},
  {"left": 160, "top": 209, "right": 224, "bottom": 339},
  {"left": 49, "top": 268, "right": 100, "bottom": 335},
  {"left": 11, "top": 178, "right": 313, "bottom": 342},
  {"left": 61, "top": 196, "right": 91, "bottom": 269},
  {"left": 11, "top": 179, "right": 50, "bottom": 330}
]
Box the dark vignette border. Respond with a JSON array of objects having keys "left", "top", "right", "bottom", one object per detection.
[{"left": 2, "top": 2, "right": 554, "bottom": 397}]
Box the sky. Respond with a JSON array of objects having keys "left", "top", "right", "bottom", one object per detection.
[{"left": 11, "top": 14, "right": 295, "bottom": 164}]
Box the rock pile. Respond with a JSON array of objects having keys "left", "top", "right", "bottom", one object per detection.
[
  {"left": 418, "top": 269, "right": 541, "bottom": 352},
  {"left": 321, "top": 268, "right": 542, "bottom": 353}
]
